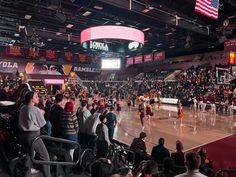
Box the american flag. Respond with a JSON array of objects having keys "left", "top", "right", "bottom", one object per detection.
[{"left": 195, "top": 0, "right": 219, "bottom": 20}]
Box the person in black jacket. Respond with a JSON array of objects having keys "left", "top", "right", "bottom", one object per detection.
[{"left": 151, "top": 138, "right": 170, "bottom": 165}]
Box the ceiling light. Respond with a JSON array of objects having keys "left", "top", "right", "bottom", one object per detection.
[
  {"left": 142, "top": 6, "right": 154, "bottom": 13},
  {"left": 24, "top": 14, "right": 32, "bottom": 20},
  {"left": 66, "top": 24, "right": 74, "bottom": 28},
  {"left": 56, "top": 32, "right": 62, "bottom": 35},
  {"left": 144, "top": 40, "right": 148, "bottom": 43},
  {"left": 72, "top": 42, "right": 77, "bottom": 45},
  {"left": 152, "top": 49, "right": 157, "bottom": 52},
  {"left": 165, "top": 32, "right": 173, "bottom": 36},
  {"left": 82, "top": 11, "right": 92, "bottom": 17},
  {"left": 47, "top": 39, "right": 52, "bottom": 41},
  {"left": 142, "top": 28, "right": 150, "bottom": 31},
  {"left": 125, "top": 55, "right": 130, "bottom": 57},
  {"left": 94, "top": 5, "right": 103, "bottom": 10},
  {"left": 156, "top": 43, "right": 162, "bottom": 46},
  {"left": 169, "top": 46, "right": 175, "bottom": 48},
  {"left": 116, "top": 22, "right": 121, "bottom": 25},
  {"left": 63, "top": 47, "right": 68, "bottom": 49},
  {"left": 14, "top": 33, "right": 20, "bottom": 37}
]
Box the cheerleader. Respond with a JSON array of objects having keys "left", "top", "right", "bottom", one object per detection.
[
  {"left": 116, "top": 98, "right": 122, "bottom": 115},
  {"left": 127, "top": 97, "right": 132, "bottom": 111},
  {"left": 177, "top": 101, "right": 184, "bottom": 120},
  {"left": 146, "top": 103, "right": 153, "bottom": 120},
  {"left": 138, "top": 100, "right": 145, "bottom": 130}
]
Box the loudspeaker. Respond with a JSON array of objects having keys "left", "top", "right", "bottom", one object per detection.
[
  {"left": 47, "top": 0, "right": 59, "bottom": 10},
  {"left": 55, "top": 12, "right": 66, "bottom": 23}
]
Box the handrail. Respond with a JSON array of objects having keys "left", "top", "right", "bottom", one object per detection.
[
  {"left": 216, "top": 169, "right": 236, "bottom": 177},
  {"left": 31, "top": 135, "right": 81, "bottom": 166}
]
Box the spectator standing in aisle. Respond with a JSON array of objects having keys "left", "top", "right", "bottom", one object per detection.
[
  {"left": 49, "top": 93, "right": 65, "bottom": 138},
  {"left": 106, "top": 107, "right": 117, "bottom": 142},
  {"left": 76, "top": 100, "right": 91, "bottom": 149},
  {"left": 151, "top": 138, "right": 170, "bottom": 165},
  {"left": 60, "top": 101, "right": 79, "bottom": 160},
  {"left": 19, "top": 91, "right": 51, "bottom": 177},
  {"left": 96, "top": 115, "right": 110, "bottom": 158}
]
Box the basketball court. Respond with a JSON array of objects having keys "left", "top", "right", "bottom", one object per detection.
[{"left": 113, "top": 104, "right": 236, "bottom": 153}]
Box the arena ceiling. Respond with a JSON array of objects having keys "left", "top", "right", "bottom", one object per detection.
[{"left": 0, "top": 0, "right": 235, "bottom": 58}]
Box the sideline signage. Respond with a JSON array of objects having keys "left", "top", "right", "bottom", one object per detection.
[{"left": 160, "top": 98, "right": 179, "bottom": 104}]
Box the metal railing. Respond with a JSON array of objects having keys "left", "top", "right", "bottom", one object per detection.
[
  {"left": 31, "top": 135, "right": 81, "bottom": 166},
  {"left": 216, "top": 169, "right": 236, "bottom": 177}
]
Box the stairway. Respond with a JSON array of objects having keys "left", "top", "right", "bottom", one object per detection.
[{"left": 164, "top": 70, "right": 182, "bottom": 82}]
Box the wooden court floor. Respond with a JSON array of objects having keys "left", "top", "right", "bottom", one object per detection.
[{"left": 113, "top": 104, "right": 236, "bottom": 154}]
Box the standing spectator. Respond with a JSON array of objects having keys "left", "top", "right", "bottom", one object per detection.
[
  {"left": 171, "top": 140, "right": 185, "bottom": 166},
  {"left": 60, "top": 101, "right": 79, "bottom": 160},
  {"left": 18, "top": 91, "right": 51, "bottom": 177},
  {"left": 49, "top": 94, "right": 64, "bottom": 138},
  {"left": 96, "top": 115, "right": 110, "bottom": 158},
  {"left": 130, "top": 132, "right": 148, "bottom": 169},
  {"left": 151, "top": 138, "right": 170, "bottom": 164},
  {"left": 175, "top": 152, "right": 207, "bottom": 177},
  {"left": 85, "top": 108, "right": 101, "bottom": 150},
  {"left": 76, "top": 100, "right": 91, "bottom": 148},
  {"left": 106, "top": 107, "right": 117, "bottom": 142},
  {"left": 90, "top": 103, "right": 98, "bottom": 115}
]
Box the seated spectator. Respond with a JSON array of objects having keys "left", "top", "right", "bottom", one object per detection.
[
  {"left": 91, "top": 158, "right": 113, "bottom": 177},
  {"left": 142, "top": 160, "right": 159, "bottom": 177},
  {"left": 175, "top": 151, "right": 207, "bottom": 177},
  {"left": 198, "top": 148, "right": 214, "bottom": 176},
  {"left": 115, "top": 167, "right": 133, "bottom": 177},
  {"left": 171, "top": 140, "right": 185, "bottom": 166},
  {"left": 151, "top": 138, "right": 170, "bottom": 165},
  {"left": 160, "top": 157, "right": 176, "bottom": 177}
]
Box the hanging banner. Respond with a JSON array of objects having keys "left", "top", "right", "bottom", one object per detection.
[
  {"left": 25, "top": 63, "right": 66, "bottom": 75},
  {"left": 126, "top": 57, "right": 134, "bottom": 65},
  {"left": 154, "top": 51, "right": 165, "bottom": 61},
  {"left": 144, "top": 54, "right": 153, "bottom": 62},
  {"left": 224, "top": 38, "right": 236, "bottom": 51},
  {"left": 134, "top": 56, "right": 143, "bottom": 64}
]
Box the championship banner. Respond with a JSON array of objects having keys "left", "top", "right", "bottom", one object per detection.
[
  {"left": 154, "top": 51, "right": 165, "bottom": 61},
  {"left": 224, "top": 38, "right": 236, "bottom": 51},
  {"left": 134, "top": 56, "right": 143, "bottom": 64},
  {"left": 144, "top": 54, "right": 153, "bottom": 62},
  {"left": 126, "top": 57, "right": 134, "bottom": 65}
]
